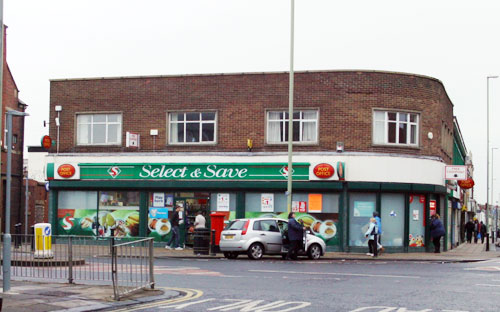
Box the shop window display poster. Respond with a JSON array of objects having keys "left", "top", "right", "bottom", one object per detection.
[
  {"left": 261, "top": 193, "right": 274, "bottom": 212},
  {"left": 308, "top": 194, "right": 322, "bottom": 212},
  {"left": 217, "top": 193, "right": 230, "bottom": 211},
  {"left": 353, "top": 201, "right": 375, "bottom": 217}
]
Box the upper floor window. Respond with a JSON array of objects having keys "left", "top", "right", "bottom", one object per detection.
[
  {"left": 76, "top": 113, "right": 122, "bottom": 145},
  {"left": 267, "top": 110, "right": 318, "bottom": 144},
  {"left": 169, "top": 112, "right": 216, "bottom": 144},
  {"left": 373, "top": 110, "right": 419, "bottom": 146}
]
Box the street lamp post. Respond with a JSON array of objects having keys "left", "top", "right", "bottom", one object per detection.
[
  {"left": 286, "top": 0, "right": 295, "bottom": 213},
  {"left": 493, "top": 147, "right": 499, "bottom": 241},
  {"left": 3, "top": 110, "right": 29, "bottom": 292},
  {"left": 486, "top": 75, "right": 498, "bottom": 251}
]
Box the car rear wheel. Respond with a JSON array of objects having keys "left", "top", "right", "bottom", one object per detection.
[
  {"left": 308, "top": 243, "right": 322, "bottom": 260},
  {"left": 247, "top": 243, "right": 264, "bottom": 260},
  {"left": 224, "top": 251, "right": 239, "bottom": 259}
]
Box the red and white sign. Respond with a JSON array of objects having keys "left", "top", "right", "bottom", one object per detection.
[
  {"left": 292, "top": 201, "right": 307, "bottom": 213},
  {"left": 458, "top": 178, "right": 475, "bottom": 189},
  {"left": 57, "top": 164, "right": 76, "bottom": 178},
  {"left": 126, "top": 132, "right": 140, "bottom": 148},
  {"left": 313, "top": 163, "right": 335, "bottom": 179},
  {"left": 430, "top": 200, "right": 437, "bottom": 216},
  {"left": 445, "top": 165, "right": 467, "bottom": 180}
]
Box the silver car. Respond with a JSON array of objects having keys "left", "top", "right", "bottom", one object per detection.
[{"left": 219, "top": 218, "right": 326, "bottom": 260}]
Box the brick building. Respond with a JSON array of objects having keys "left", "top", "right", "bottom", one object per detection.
[
  {"left": 0, "top": 26, "right": 27, "bottom": 234},
  {"left": 46, "top": 70, "right": 460, "bottom": 253}
]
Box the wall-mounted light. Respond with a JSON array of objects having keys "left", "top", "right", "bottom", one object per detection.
[
  {"left": 336, "top": 141, "right": 344, "bottom": 153},
  {"left": 151, "top": 129, "right": 158, "bottom": 152},
  {"left": 55, "top": 105, "right": 62, "bottom": 112},
  {"left": 247, "top": 139, "right": 253, "bottom": 152},
  {"left": 428, "top": 132, "right": 433, "bottom": 140}
]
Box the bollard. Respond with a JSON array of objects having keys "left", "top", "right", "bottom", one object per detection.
[
  {"left": 373, "top": 234, "right": 378, "bottom": 257},
  {"left": 486, "top": 233, "right": 490, "bottom": 251},
  {"left": 210, "top": 229, "right": 216, "bottom": 256},
  {"left": 492, "top": 231, "right": 495, "bottom": 243}
]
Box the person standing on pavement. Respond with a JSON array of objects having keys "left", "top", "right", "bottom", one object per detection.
[
  {"left": 194, "top": 210, "right": 206, "bottom": 229},
  {"left": 465, "top": 219, "right": 474, "bottom": 243},
  {"left": 287, "top": 212, "right": 305, "bottom": 260},
  {"left": 480, "top": 221, "right": 487, "bottom": 244},
  {"left": 373, "top": 211, "right": 384, "bottom": 254},
  {"left": 473, "top": 219, "right": 479, "bottom": 243},
  {"left": 365, "top": 218, "right": 378, "bottom": 257},
  {"left": 166, "top": 206, "right": 183, "bottom": 250},
  {"left": 430, "top": 214, "right": 445, "bottom": 253}
]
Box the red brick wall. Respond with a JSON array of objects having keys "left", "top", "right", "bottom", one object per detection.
[
  {"left": 0, "top": 26, "right": 25, "bottom": 234},
  {"left": 49, "top": 71, "right": 454, "bottom": 163}
]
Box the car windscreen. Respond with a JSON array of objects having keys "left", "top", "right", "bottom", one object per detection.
[{"left": 225, "top": 220, "right": 246, "bottom": 230}]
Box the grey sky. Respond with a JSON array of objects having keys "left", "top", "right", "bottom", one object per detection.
[{"left": 4, "top": 0, "right": 500, "bottom": 204}]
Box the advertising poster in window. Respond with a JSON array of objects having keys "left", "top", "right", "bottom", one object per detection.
[
  {"left": 98, "top": 191, "right": 140, "bottom": 237},
  {"left": 152, "top": 193, "right": 165, "bottom": 207},
  {"left": 308, "top": 194, "right": 322, "bottom": 212},
  {"left": 57, "top": 208, "right": 98, "bottom": 236},
  {"left": 217, "top": 193, "right": 230, "bottom": 211},
  {"left": 244, "top": 211, "right": 339, "bottom": 247},
  {"left": 353, "top": 201, "right": 375, "bottom": 217},
  {"left": 261, "top": 193, "right": 274, "bottom": 212}
]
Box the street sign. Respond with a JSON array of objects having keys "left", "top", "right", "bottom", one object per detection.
[{"left": 445, "top": 165, "right": 467, "bottom": 180}]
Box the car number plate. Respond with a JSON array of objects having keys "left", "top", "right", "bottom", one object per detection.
[{"left": 224, "top": 234, "right": 235, "bottom": 240}]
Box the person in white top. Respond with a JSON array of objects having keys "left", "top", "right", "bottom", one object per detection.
[
  {"left": 194, "top": 211, "right": 206, "bottom": 229},
  {"left": 364, "top": 218, "right": 378, "bottom": 257}
]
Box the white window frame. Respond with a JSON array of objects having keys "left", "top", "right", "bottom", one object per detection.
[
  {"left": 372, "top": 110, "right": 419, "bottom": 147},
  {"left": 76, "top": 113, "right": 122, "bottom": 146},
  {"left": 168, "top": 111, "right": 217, "bottom": 145},
  {"left": 266, "top": 110, "right": 319, "bottom": 144}
]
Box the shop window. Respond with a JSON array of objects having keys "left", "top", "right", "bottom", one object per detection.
[
  {"left": 98, "top": 191, "right": 140, "bottom": 238},
  {"left": 349, "top": 193, "right": 376, "bottom": 247},
  {"left": 267, "top": 110, "right": 318, "bottom": 144},
  {"left": 373, "top": 110, "right": 419, "bottom": 146},
  {"left": 76, "top": 113, "right": 122, "bottom": 145},
  {"left": 168, "top": 112, "right": 216, "bottom": 144},
  {"left": 380, "top": 194, "right": 405, "bottom": 247},
  {"left": 57, "top": 191, "right": 98, "bottom": 236},
  {"left": 409, "top": 194, "right": 426, "bottom": 247}
]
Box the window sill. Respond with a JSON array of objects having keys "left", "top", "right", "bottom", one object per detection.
[
  {"left": 372, "top": 143, "right": 420, "bottom": 150},
  {"left": 168, "top": 142, "right": 218, "bottom": 146},
  {"left": 266, "top": 142, "right": 319, "bottom": 146},
  {"left": 76, "top": 144, "right": 122, "bottom": 147}
]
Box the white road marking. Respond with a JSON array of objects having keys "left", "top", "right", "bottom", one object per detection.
[
  {"left": 250, "top": 269, "right": 420, "bottom": 279},
  {"left": 161, "top": 298, "right": 311, "bottom": 311},
  {"left": 476, "top": 283, "right": 500, "bottom": 287}
]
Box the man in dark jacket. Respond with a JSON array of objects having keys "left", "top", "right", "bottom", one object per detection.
[
  {"left": 465, "top": 220, "right": 474, "bottom": 243},
  {"left": 287, "top": 212, "right": 304, "bottom": 260},
  {"left": 166, "top": 206, "right": 182, "bottom": 250},
  {"left": 430, "top": 214, "right": 445, "bottom": 253},
  {"left": 480, "top": 221, "right": 487, "bottom": 244}
]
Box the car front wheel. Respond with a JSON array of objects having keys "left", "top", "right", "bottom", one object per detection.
[
  {"left": 307, "top": 243, "right": 322, "bottom": 260},
  {"left": 247, "top": 243, "right": 264, "bottom": 260}
]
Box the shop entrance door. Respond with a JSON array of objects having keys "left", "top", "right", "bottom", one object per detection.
[{"left": 174, "top": 192, "right": 210, "bottom": 247}]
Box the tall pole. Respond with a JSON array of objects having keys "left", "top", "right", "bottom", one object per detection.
[
  {"left": 493, "top": 147, "right": 499, "bottom": 240},
  {"left": 286, "top": 0, "right": 295, "bottom": 213},
  {"left": 25, "top": 171, "right": 29, "bottom": 235},
  {"left": 3, "top": 110, "right": 28, "bottom": 292},
  {"left": 487, "top": 76, "right": 498, "bottom": 250}
]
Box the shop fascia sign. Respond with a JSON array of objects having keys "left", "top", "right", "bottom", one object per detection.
[{"left": 73, "top": 163, "right": 312, "bottom": 181}]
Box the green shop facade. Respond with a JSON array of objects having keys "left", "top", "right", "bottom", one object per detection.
[{"left": 47, "top": 156, "right": 449, "bottom": 253}]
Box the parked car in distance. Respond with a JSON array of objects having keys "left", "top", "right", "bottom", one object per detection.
[{"left": 219, "top": 217, "right": 326, "bottom": 260}]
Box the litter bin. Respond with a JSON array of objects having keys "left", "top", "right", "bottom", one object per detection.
[{"left": 193, "top": 228, "right": 210, "bottom": 255}]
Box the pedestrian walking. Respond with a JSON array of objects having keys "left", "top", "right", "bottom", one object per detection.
[
  {"left": 465, "top": 219, "right": 474, "bottom": 243},
  {"left": 365, "top": 218, "right": 378, "bottom": 257},
  {"left": 287, "top": 212, "right": 305, "bottom": 260},
  {"left": 166, "top": 206, "right": 183, "bottom": 250},
  {"left": 480, "top": 221, "right": 487, "bottom": 244},
  {"left": 430, "top": 214, "right": 445, "bottom": 253},
  {"left": 473, "top": 219, "right": 479, "bottom": 243},
  {"left": 194, "top": 210, "right": 206, "bottom": 229},
  {"left": 373, "top": 211, "right": 385, "bottom": 254}
]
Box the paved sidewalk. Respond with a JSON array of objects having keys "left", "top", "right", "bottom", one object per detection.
[{"left": 156, "top": 240, "right": 500, "bottom": 262}]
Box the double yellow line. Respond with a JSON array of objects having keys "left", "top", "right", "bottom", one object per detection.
[{"left": 111, "top": 287, "right": 203, "bottom": 311}]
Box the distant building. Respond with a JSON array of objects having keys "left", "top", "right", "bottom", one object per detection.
[{"left": 46, "top": 70, "right": 465, "bottom": 252}]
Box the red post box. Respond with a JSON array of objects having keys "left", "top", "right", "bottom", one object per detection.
[{"left": 210, "top": 212, "right": 227, "bottom": 247}]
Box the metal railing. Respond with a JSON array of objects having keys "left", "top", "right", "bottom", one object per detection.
[
  {"left": 1, "top": 234, "right": 155, "bottom": 300},
  {"left": 111, "top": 237, "right": 155, "bottom": 300}
]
